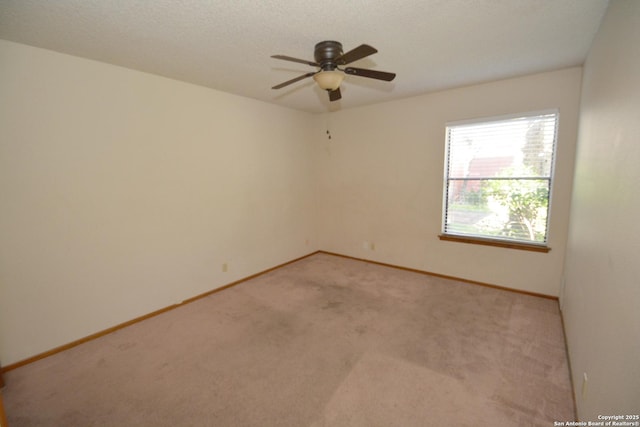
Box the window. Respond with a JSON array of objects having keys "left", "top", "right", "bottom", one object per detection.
[{"left": 441, "top": 111, "right": 558, "bottom": 249}]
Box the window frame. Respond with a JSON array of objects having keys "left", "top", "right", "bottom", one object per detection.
[{"left": 440, "top": 109, "right": 559, "bottom": 252}]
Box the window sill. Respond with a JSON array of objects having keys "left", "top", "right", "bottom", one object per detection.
[{"left": 438, "top": 234, "right": 551, "bottom": 253}]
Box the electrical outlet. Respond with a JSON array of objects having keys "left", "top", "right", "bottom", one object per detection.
[
  {"left": 222, "top": 263, "right": 228, "bottom": 273},
  {"left": 363, "top": 241, "right": 376, "bottom": 250}
]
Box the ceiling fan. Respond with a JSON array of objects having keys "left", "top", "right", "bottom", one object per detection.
[{"left": 271, "top": 41, "right": 396, "bottom": 102}]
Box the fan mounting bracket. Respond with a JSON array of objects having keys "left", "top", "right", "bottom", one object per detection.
[{"left": 314, "top": 41, "right": 344, "bottom": 70}]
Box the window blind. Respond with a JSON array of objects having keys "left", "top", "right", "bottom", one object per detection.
[{"left": 443, "top": 111, "right": 558, "bottom": 244}]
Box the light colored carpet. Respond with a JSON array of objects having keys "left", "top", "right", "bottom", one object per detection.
[{"left": 3, "top": 253, "right": 574, "bottom": 426}]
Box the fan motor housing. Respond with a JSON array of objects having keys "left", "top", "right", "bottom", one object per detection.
[{"left": 314, "top": 41, "right": 343, "bottom": 70}]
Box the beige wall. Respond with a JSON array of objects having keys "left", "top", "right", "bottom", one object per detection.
[
  {"left": 562, "top": 0, "right": 640, "bottom": 419},
  {"left": 0, "top": 40, "right": 318, "bottom": 365},
  {"left": 0, "top": 39, "right": 586, "bottom": 369},
  {"left": 314, "top": 68, "right": 582, "bottom": 296}
]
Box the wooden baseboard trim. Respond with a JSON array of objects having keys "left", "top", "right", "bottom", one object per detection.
[
  {"left": 318, "top": 250, "right": 558, "bottom": 300},
  {"left": 558, "top": 308, "right": 579, "bottom": 420},
  {"left": 1, "top": 251, "right": 320, "bottom": 374},
  {"left": 0, "top": 392, "right": 8, "bottom": 427},
  {"left": 1, "top": 249, "right": 556, "bottom": 373}
]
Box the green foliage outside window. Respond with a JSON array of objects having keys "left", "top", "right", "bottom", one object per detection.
[{"left": 483, "top": 175, "right": 549, "bottom": 241}]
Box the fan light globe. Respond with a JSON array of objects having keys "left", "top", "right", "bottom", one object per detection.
[{"left": 313, "top": 71, "right": 344, "bottom": 90}]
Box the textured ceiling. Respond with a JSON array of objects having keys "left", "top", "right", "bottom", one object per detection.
[{"left": 0, "top": 0, "right": 609, "bottom": 113}]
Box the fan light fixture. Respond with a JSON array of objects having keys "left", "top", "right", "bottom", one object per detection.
[
  {"left": 313, "top": 71, "right": 344, "bottom": 91},
  {"left": 271, "top": 41, "right": 396, "bottom": 102}
]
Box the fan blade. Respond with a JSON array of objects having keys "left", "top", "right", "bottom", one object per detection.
[
  {"left": 344, "top": 67, "right": 396, "bottom": 81},
  {"left": 271, "top": 55, "right": 319, "bottom": 67},
  {"left": 328, "top": 87, "right": 341, "bottom": 102},
  {"left": 336, "top": 44, "right": 377, "bottom": 65},
  {"left": 272, "top": 72, "right": 317, "bottom": 90}
]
